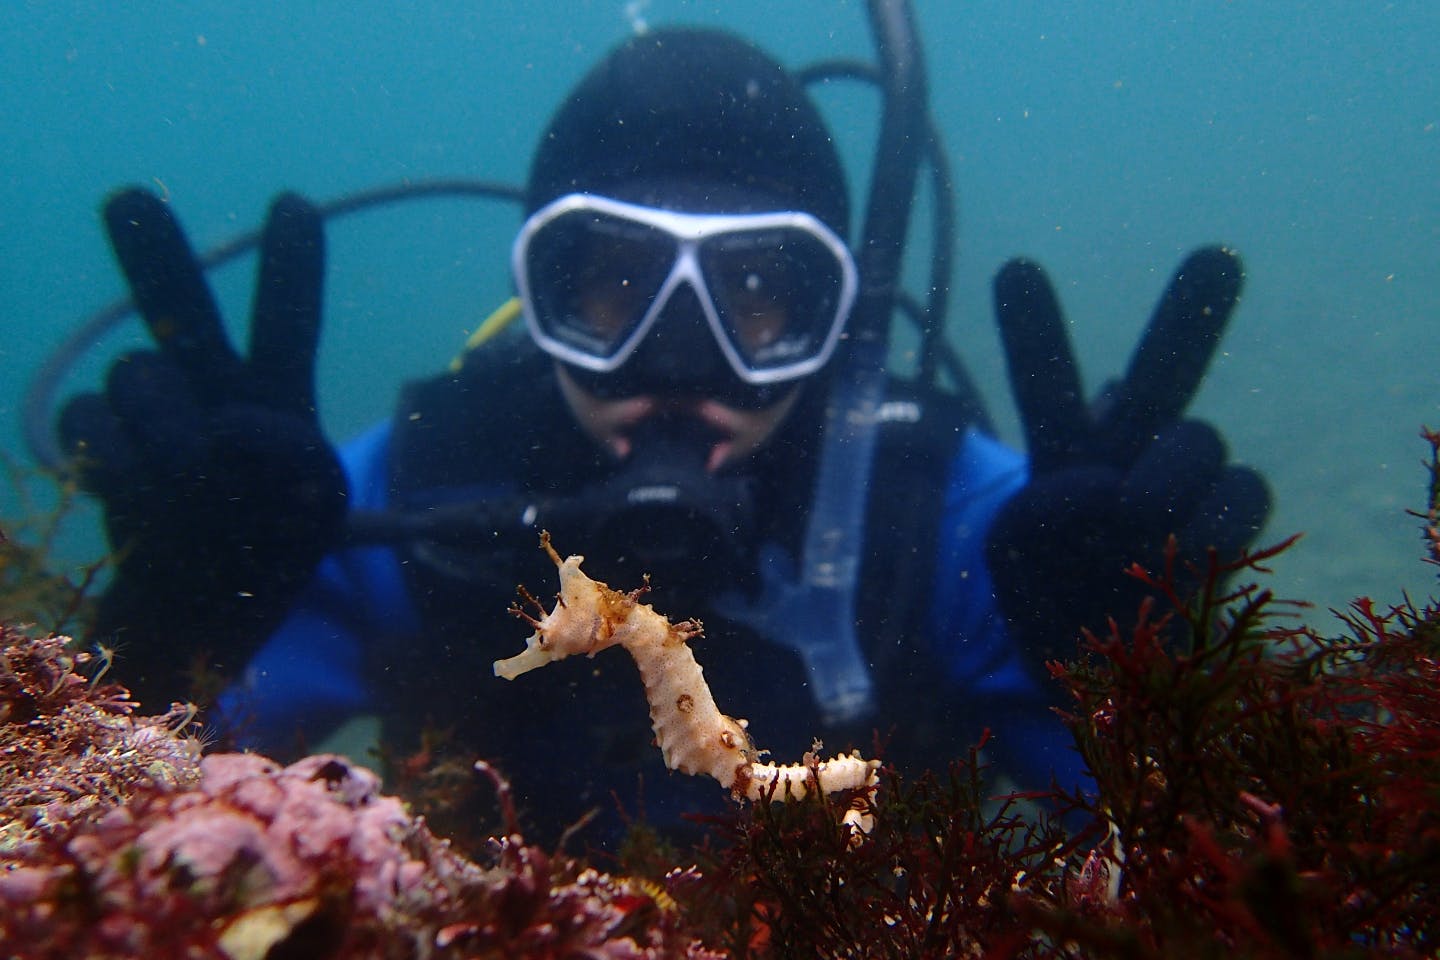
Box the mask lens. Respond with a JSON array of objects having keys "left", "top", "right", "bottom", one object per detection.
[
  {"left": 523, "top": 210, "right": 676, "bottom": 364},
  {"left": 701, "top": 228, "right": 848, "bottom": 375},
  {"left": 518, "top": 195, "right": 855, "bottom": 385}
]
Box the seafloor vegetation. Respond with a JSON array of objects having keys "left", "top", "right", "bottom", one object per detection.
[{"left": 1, "top": 432, "right": 1437, "bottom": 958}]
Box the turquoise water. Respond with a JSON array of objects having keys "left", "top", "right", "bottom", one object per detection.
[{"left": 2, "top": 1, "right": 1437, "bottom": 622}]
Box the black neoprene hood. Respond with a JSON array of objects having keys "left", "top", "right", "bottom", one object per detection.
[{"left": 525, "top": 27, "right": 851, "bottom": 238}]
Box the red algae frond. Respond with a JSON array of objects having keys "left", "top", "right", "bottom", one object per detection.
[{"left": 0, "top": 626, "right": 202, "bottom": 845}]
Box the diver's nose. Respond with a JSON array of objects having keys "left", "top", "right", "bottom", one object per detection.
[{"left": 625, "top": 282, "right": 725, "bottom": 389}]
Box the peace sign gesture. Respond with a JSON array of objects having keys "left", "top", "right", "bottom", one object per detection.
[
  {"left": 58, "top": 189, "right": 348, "bottom": 705},
  {"left": 984, "top": 247, "right": 1271, "bottom": 667}
]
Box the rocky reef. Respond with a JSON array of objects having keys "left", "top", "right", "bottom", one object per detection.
[{"left": 0, "top": 627, "right": 719, "bottom": 959}]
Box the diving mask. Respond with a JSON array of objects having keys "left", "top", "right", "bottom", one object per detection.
[{"left": 513, "top": 193, "right": 858, "bottom": 387}]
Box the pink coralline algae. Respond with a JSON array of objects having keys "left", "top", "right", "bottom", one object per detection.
[
  {"left": 0, "top": 630, "right": 203, "bottom": 846},
  {"left": 0, "top": 627, "right": 719, "bottom": 960},
  {"left": 2, "top": 751, "right": 492, "bottom": 957}
]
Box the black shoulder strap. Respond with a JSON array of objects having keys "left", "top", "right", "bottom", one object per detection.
[
  {"left": 861, "top": 378, "right": 979, "bottom": 661},
  {"left": 389, "top": 343, "right": 593, "bottom": 502},
  {"left": 386, "top": 339, "right": 613, "bottom": 610}
]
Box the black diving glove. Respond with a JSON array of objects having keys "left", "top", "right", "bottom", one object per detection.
[
  {"left": 984, "top": 246, "right": 1271, "bottom": 672},
  {"left": 57, "top": 188, "right": 347, "bottom": 707}
]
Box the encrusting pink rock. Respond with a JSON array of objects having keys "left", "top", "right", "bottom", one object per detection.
[
  {"left": 79, "top": 753, "right": 434, "bottom": 915},
  {"left": 3, "top": 751, "right": 487, "bottom": 958},
  {"left": 0, "top": 622, "right": 720, "bottom": 959}
]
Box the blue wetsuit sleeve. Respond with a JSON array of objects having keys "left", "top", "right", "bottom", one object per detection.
[
  {"left": 215, "top": 421, "right": 420, "bottom": 748},
  {"left": 928, "top": 427, "right": 1028, "bottom": 681},
  {"left": 928, "top": 428, "right": 1090, "bottom": 792}
]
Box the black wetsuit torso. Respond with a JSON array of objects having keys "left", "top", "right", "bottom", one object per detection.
[{"left": 371, "top": 339, "right": 980, "bottom": 839}]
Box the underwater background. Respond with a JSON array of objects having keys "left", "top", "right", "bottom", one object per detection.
[{"left": 1, "top": 0, "right": 1436, "bottom": 628}]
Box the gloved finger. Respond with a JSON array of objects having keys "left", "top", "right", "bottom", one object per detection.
[
  {"left": 988, "top": 464, "right": 1132, "bottom": 563},
  {"left": 992, "top": 258, "right": 1090, "bottom": 474},
  {"left": 57, "top": 391, "right": 137, "bottom": 498},
  {"left": 986, "top": 464, "right": 1138, "bottom": 655},
  {"left": 210, "top": 403, "right": 348, "bottom": 512},
  {"left": 105, "top": 351, "right": 208, "bottom": 475},
  {"left": 1097, "top": 246, "right": 1243, "bottom": 464},
  {"left": 1179, "top": 464, "right": 1271, "bottom": 561},
  {"left": 103, "top": 188, "right": 246, "bottom": 406},
  {"left": 1119, "top": 420, "right": 1225, "bottom": 529},
  {"left": 247, "top": 193, "right": 326, "bottom": 419}
]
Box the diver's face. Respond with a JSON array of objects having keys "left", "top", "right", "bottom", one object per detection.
[
  {"left": 556, "top": 363, "right": 800, "bottom": 473},
  {"left": 517, "top": 193, "right": 855, "bottom": 468},
  {"left": 522, "top": 191, "right": 852, "bottom": 470},
  {"left": 554, "top": 225, "right": 809, "bottom": 471}
]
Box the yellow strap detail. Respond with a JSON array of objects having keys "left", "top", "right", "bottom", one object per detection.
[{"left": 449, "top": 296, "right": 523, "bottom": 371}]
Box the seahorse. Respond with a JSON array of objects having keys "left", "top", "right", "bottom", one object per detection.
[{"left": 494, "top": 533, "right": 879, "bottom": 834}]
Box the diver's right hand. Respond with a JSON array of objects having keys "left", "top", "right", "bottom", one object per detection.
[{"left": 58, "top": 188, "right": 348, "bottom": 704}]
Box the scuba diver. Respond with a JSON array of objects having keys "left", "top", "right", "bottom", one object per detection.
[{"left": 51, "top": 16, "right": 1269, "bottom": 838}]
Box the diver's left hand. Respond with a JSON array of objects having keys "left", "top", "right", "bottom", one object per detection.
[{"left": 984, "top": 246, "right": 1271, "bottom": 669}]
